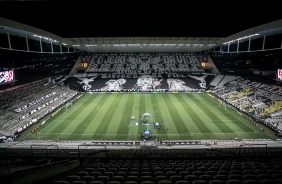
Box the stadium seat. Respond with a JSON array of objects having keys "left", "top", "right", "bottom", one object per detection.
[
  {"left": 53, "top": 181, "right": 69, "bottom": 184},
  {"left": 124, "top": 182, "right": 138, "bottom": 184},
  {"left": 174, "top": 181, "right": 190, "bottom": 184},
  {"left": 110, "top": 176, "right": 124, "bottom": 183},
  {"left": 191, "top": 180, "right": 208, "bottom": 184},
  {"left": 155, "top": 176, "right": 169, "bottom": 182},
  {"left": 158, "top": 180, "right": 172, "bottom": 184},
  {"left": 225, "top": 180, "right": 242, "bottom": 184},
  {"left": 208, "top": 180, "right": 225, "bottom": 184},
  {"left": 81, "top": 176, "right": 95, "bottom": 182},
  {"left": 70, "top": 181, "right": 87, "bottom": 184},
  {"left": 88, "top": 181, "right": 104, "bottom": 184}
]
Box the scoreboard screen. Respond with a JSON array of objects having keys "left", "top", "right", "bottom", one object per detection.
[{"left": 0, "top": 70, "right": 14, "bottom": 85}]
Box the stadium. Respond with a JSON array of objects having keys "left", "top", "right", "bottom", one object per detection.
[{"left": 1, "top": 3, "right": 282, "bottom": 184}]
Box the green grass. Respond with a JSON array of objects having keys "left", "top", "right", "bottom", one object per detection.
[{"left": 20, "top": 93, "right": 278, "bottom": 141}]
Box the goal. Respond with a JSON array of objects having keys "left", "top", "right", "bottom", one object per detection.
[{"left": 64, "top": 102, "right": 72, "bottom": 110}]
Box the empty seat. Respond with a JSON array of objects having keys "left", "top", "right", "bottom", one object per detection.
[
  {"left": 119, "top": 168, "right": 128, "bottom": 172},
  {"left": 179, "top": 171, "right": 191, "bottom": 178},
  {"left": 70, "top": 181, "right": 87, "bottom": 184},
  {"left": 204, "top": 171, "right": 216, "bottom": 176},
  {"left": 124, "top": 181, "right": 138, "bottom": 184},
  {"left": 66, "top": 175, "right": 81, "bottom": 182},
  {"left": 198, "top": 175, "right": 212, "bottom": 181},
  {"left": 89, "top": 172, "right": 102, "bottom": 177},
  {"left": 216, "top": 171, "right": 228, "bottom": 175},
  {"left": 115, "top": 171, "right": 127, "bottom": 177},
  {"left": 77, "top": 171, "right": 89, "bottom": 177},
  {"left": 110, "top": 176, "right": 124, "bottom": 183},
  {"left": 174, "top": 181, "right": 190, "bottom": 184},
  {"left": 256, "top": 174, "right": 271, "bottom": 180},
  {"left": 53, "top": 181, "right": 69, "bottom": 184},
  {"left": 166, "top": 171, "right": 178, "bottom": 178},
  {"left": 142, "top": 168, "right": 152, "bottom": 172},
  {"left": 153, "top": 167, "right": 163, "bottom": 172},
  {"left": 126, "top": 175, "right": 139, "bottom": 182},
  {"left": 155, "top": 176, "right": 169, "bottom": 182},
  {"left": 191, "top": 180, "right": 208, "bottom": 184},
  {"left": 155, "top": 171, "right": 166, "bottom": 177},
  {"left": 227, "top": 175, "right": 241, "bottom": 180},
  {"left": 241, "top": 179, "right": 258, "bottom": 184},
  {"left": 128, "top": 172, "right": 139, "bottom": 177},
  {"left": 208, "top": 180, "right": 225, "bottom": 184},
  {"left": 229, "top": 170, "right": 241, "bottom": 175},
  {"left": 81, "top": 176, "right": 95, "bottom": 182},
  {"left": 158, "top": 180, "right": 172, "bottom": 184},
  {"left": 192, "top": 171, "right": 204, "bottom": 177},
  {"left": 185, "top": 175, "right": 198, "bottom": 182},
  {"left": 242, "top": 174, "right": 257, "bottom": 180},
  {"left": 170, "top": 175, "right": 183, "bottom": 183},
  {"left": 213, "top": 175, "right": 227, "bottom": 181},
  {"left": 141, "top": 172, "right": 153, "bottom": 176},
  {"left": 175, "top": 167, "right": 185, "bottom": 173},
  {"left": 225, "top": 180, "right": 242, "bottom": 184},
  {"left": 258, "top": 179, "right": 276, "bottom": 184},
  {"left": 108, "top": 168, "right": 118, "bottom": 173},
  {"left": 97, "top": 168, "right": 107, "bottom": 173},
  {"left": 272, "top": 174, "right": 282, "bottom": 179},
  {"left": 96, "top": 176, "right": 110, "bottom": 183},
  {"left": 85, "top": 168, "right": 95, "bottom": 172},
  {"left": 242, "top": 170, "right": 254, "bottom": 174},
  {"left": 141, "top": 176, "right": 154, "bottom": 182},
  {"left": 197, "top": 167, "right": 208, "bottom": 171},
  {"left": 103, "top": 172, "right": 114, "bottom": 178},
  {"left": 88, "top": 181, "right": 104, "bottom": 184},
  {"left": 141, "top": 181, "right": 155, "bottom": 184}
]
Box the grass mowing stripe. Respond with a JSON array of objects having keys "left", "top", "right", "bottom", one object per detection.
[
  {"left": 27, "top": 93, "right": 277, "bottom": 141},
  {"left": 129, "top": 94, "right": 141, "bottom": 139},
  {"left": 179, "top": 94, "right": 213, "bottom": 135},
  {"left": 186, "top": 94, "right": 222, "bottom": 133},
  {"left": 151, "top": 94, "right": 167, "bottom": 140},
  {"left": 157, "top": 94, "right": 180, "bottom": 140},
  {"left": 166, "top": 94, "right": 189, "bottom": 136},
  {"left": 205, "top": 94, "right": 260, "bottom": 138},
  {"left": 115, "top": 94, "right": 137, "bottom": 140},
  {"left": 72, "top": 94, "right": 105, "bottom": 138},
  {"left": 145, "top": 94, "right": 156, "bottom": 134},
  {"left": 91, "top": 94, "right": 122, "bottom": 139},
  {"left": 46, "top": 94, "right": 97, "bottom": 135},
  {"left": 80, "top": 94, "right": 111, "bottom": 139},
  {"left": 63, "top": 94, "right": 104, "bottom": 140},
  {"left": 104, "top": 94, "right": 129, "bottom": 140},
  {"left": 138, "top": 95, "right": 146, "bottom": 138},
  {"left": 171, "top": 94, "right": 201, "bottom": 134},
  {"left": 190, "top": 94, "right": 233, "bottom": 133},
  {"left": 39, "top": 94, "right": 91, "bottom": 134}
]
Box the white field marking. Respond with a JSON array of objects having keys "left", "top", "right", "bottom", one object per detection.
[
  {"left": 192, "top": 104, "right": 241, "bottom": 122},
  {"left": 192, "top": 103, "right": 213, "bottom": 121},
  {"left": 132, "top": 103, "right": 160, "bottom": 114},
  {"left": 38, "top": 133, "right": 140, "bottom": 136},
  {"left": 155, "top": 132, "right": 255, "bottom": 135},
  {"left": 39, "top": 104, "right": 99, "bottom": 134},
  {"left": 192, "top": 103, "right": 257, "bottom": 133}
]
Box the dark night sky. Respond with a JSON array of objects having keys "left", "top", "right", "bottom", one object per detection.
[{"left": 1, "top": 1, "right": 282, "bottom": 38}]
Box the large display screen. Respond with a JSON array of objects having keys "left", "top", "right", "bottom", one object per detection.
[{"left": 0, "top": 70, "right": 14, "bottom": 85}]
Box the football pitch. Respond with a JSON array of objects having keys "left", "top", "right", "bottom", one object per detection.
[{"left": 22, "top": 93, "right": 277, "bottom": 141}]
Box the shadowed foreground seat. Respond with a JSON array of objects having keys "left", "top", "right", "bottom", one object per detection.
[{"left": 53, "top": 181, "right": 69, "bottom": 184}]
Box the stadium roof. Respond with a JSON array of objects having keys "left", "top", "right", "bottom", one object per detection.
[{"left": 1, "top": 2, "right": 282, "bottom": 53}]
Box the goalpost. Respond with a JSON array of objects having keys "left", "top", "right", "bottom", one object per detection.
[
  {"left": 218, "top": 100, "right": 227, "bottom": 110},
  {"left": 64, "top": 102, "right": 72, "bottom": 111}
]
